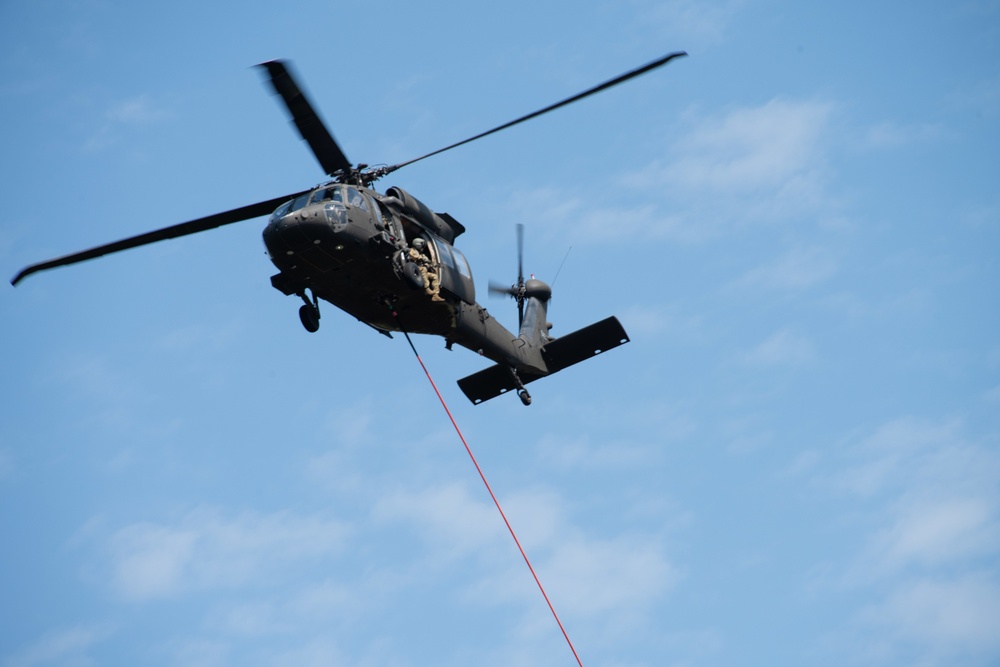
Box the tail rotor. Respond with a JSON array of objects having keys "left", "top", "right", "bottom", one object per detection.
[{"left": 489, "top": 223, "right": 527, "bottom": 328}]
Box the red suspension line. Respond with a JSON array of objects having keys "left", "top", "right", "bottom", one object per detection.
[{"left": 397, "top": 325, "right": 585, "bottom": 667}]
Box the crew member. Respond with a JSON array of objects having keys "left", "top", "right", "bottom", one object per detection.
[{"left": 408, "top": 238, "right": 444, "bottom": 302}]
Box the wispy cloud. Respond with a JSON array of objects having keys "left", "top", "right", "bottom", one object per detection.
[
  {"left": 3, "top": 624, "right": 114, "bottom": 667},
  {"left": 83, "top": 94, "right": 173, "bottom": 152},
  {"left": 629, "top": 0, "right": 745, "bottom": 47},
  {"left": 104, "top": 507, "right": 352, "bottom": 600},
  {"left": 642, "top": 97, "right": 838, "bottom": 237},
  {"left": 731, "top": 245, "right": 840, "bottom": 292},
  {"left": 742, "top": 327, "right": 815, "bottom": 367},
  {"left": 106, "top": 94, "right": 171, "bottom": 125},
  {"left": 373, "top": 477, "right": 679, "bottom": 629},
  {"left": 859, "top": 573, "right": 1000, "bottom": 662},
  {"left": 872, "top": 497, "right": 998, "bottom": 570},
  {"left": 511, "top": 97, "right": 841, "bottom": 245},
  {"left": 829, "top": 417, "right": 1000, "bottom": 663},
  {"left": 372, "top": 481, "right": 507, "bottom": 559},
  {"left": 861, "top": 120, "right": 948, "bottom": 150},
  {"left": 664, "top": 98, "right": 833, "bottom": 195}
]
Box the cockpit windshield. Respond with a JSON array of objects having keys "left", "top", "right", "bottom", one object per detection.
[
  {"left": 310, "top": 186, "right": 343, "bottom": 205},
  {"left": 269, "top": 184, "right": 375, "bottom": 225},
  {"left": 269, "top": 199, "right": 293, "bottom": 223},
  {"left": 270, "top": 187, "right": 344, "bottom": 223},
  {"left": 346, "top": 187, "right": 368, "bottom": 211}
]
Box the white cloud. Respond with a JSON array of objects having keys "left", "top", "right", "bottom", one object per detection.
[
  {"left": 105, "top": 507, "right": 352, "bottom": 600},
  {"left": 504, "top": 97, "right": 840, "bottom": 245},
  {"left": 501, "top": 185, "right": 662, "bottom": 245},
  {"left": 742, "top": 327, "right": 815, "bottom": 366},
  {"left": 371, "top": 481, "right": 506, "bottom": 559},
  {"left": 372, "top": 476, "right": 679, "bottom": 634},
  {"left": 3, "top": 624, "right": 114, "bottom": 667},
  {"left": 83, "top": 94, "right": 173, "bottom": 152},
  {"left": 633, "top": 97, "right": 838, "bottom": 239},
  {"left": 541, "top": 535, "right": 679, "bottom": 616},
  {"left": 106, "top": 94, "right": 171, "bottom": 125},
  {"left": 664, "top": 98, "right": 833, "bottom": 196},
  {"left": 535, "top": 433, "right": 662, "bottom": 471},
  {"left": 874, "top": 497, "right": 999, "bottom": 569},
  {"left": 205, "top": 600, "right": 290, "bottom": 638},
  {"left": 860, "top": 574, "right": 1000, "bottom": 661},
  {"left": 265, "top": 638, "right": 349, "bottom": 667},
  {"left": 837, "top": 418, "right": 1000, "bottom": 572},
  {"left": 630, "top": 0, "right": 745, "bottom": 47},
  {"left": 111, "top": 521, "right": 198, "bottom": 599},
  {"left": 861, "top": 120, "right": 947, "bottom": 149},
  {"left": 837, "top": 417, "right": 992, "bottom": 499},
  {"left": 831, "top": 417, "right": 1000, "bottom": 663},
  {"left": 285, "top": 576, "right": 384, "bottom": 621},
  {"left": 732, "top": 245, "right": 840, "bottom": 292},
  {"left": 617, "top": 304, "right": 706, "bottom": 341}
]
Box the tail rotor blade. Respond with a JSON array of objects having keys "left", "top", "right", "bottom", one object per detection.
[
  {"left": 515, "top": 223, "right": 525, "bottom": 329},
  {"left": 516, "top": 223, "right": 524, "bottom": 285}
]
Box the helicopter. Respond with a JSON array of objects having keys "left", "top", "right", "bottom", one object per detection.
[{"left": 11, "top": 52, "right": 687, "bottom": 406}]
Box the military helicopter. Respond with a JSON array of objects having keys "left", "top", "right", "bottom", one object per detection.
[{"left": 11, "top": 52, "right": 686, "bottom": 406}]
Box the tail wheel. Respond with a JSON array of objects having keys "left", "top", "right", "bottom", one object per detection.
[{"left": 299, "top": 304, "right": 320, "bottom": 333}]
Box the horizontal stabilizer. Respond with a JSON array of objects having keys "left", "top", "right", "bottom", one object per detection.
[
  {"left": 542, "top": 315, "right": 630, "bottom": 373},
  {"left": 457, "top": 364, "right": 543, "bottom": 405},
  {"left": 457, "top": 316, "right": 630, "bottom": 405}
]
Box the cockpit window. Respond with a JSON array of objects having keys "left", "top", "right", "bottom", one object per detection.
[
  {"left": 346, "top": 187, "right": 368, "bottom": 211},
  {"left": 310, "top": 186, "right": 342, "bottom": 204},
  {"left": 290, "top": 192, "right": 310, "bottom": 213},
  {"left": 269, "top": 200, "right": 293, "bottom": 222}
]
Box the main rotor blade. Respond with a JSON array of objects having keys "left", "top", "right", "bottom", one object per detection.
[
  {"left": 10, "top": 191, "right": 308, "bottom": 286},
  {"left": 258, "top": 60, "right": 352, "bottom": 177},
  {"left": 386, "top": 50, "right": 687, "bottom": 173}
]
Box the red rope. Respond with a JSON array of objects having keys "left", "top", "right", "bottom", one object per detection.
[{"left": 398, "top": 326, "right": 585, "bottom": 667}]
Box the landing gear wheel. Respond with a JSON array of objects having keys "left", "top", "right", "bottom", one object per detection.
[
  {"left": 518, "top": 389, "right": 532, "bottom": 406},
  {"left": 299, "top": 304, "right": 320, "bottom": 333}
]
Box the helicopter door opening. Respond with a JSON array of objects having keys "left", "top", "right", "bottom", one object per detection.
[{"left": 431, "top": 237, "right": 475, "bottom": 304}]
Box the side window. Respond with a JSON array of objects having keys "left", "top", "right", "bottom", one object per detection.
[
  {"left": 346, "top": 187, "right": 368, "bottom": 211},
  {"left": 368, "top": 195, "right": 384, "bottom": 220},
  {"left": 434, "top": 238, "right": 456, "bottom": 269},
  {"left": 368, "top": 196, "right": 393, "bottom": 229},
  {"left": 450, "top": 246, "right": 472, "bottom": 278}
]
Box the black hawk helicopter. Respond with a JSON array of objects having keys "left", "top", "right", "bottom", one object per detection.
[{"left": 11, "top": 52, "right": 686, "bottom": 405}]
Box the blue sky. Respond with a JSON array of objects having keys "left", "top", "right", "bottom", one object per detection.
[{"left": 2, "top": 1, "right": 998, "bottom": 666}]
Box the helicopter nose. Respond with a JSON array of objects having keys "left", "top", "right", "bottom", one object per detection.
[{"left": 263, "top": 208, "right": 346, "bottom": 271}]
